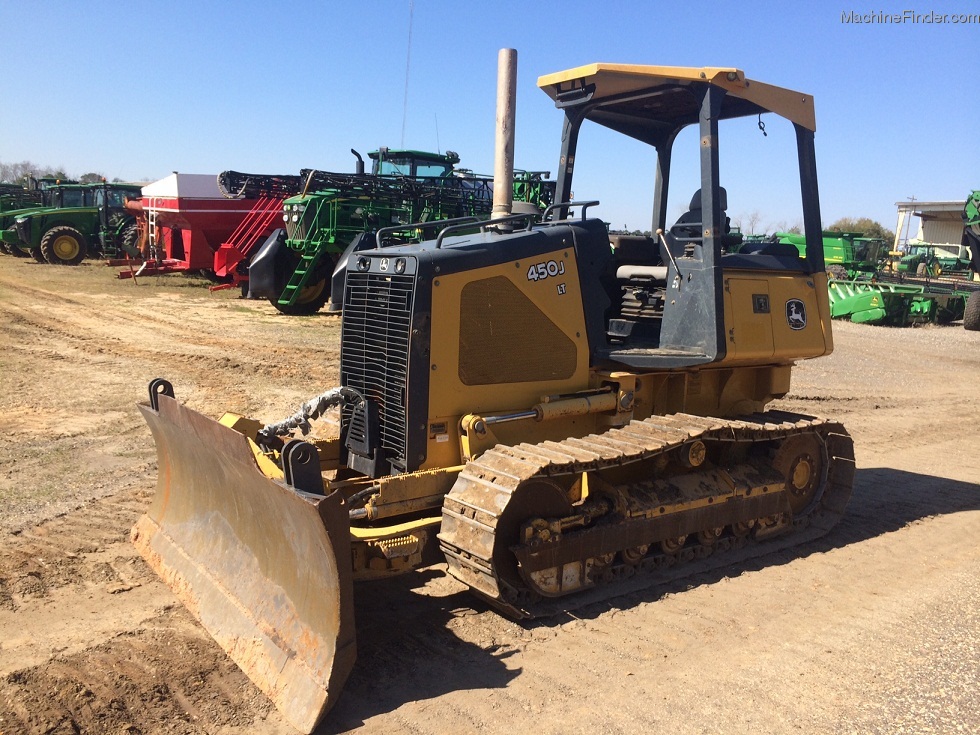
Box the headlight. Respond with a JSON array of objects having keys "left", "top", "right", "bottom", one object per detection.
[
  {"left": 395, "top": 258, "right": 406, "bottom": 274},
  {"left": 356, "top": 256, "right": 370, "bottom": 271},
  {"left": 291, "top": 214, "right": 299, "bottom": 222},
  {"left": 282, "top": 214, "right": 289, "bottom": 222}
]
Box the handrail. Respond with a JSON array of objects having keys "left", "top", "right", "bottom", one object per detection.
[
  {"left": 542, "top": 200, "right": 600, "bottom": 221},
  {"left": 668, "top": 220, "right": 703, "bottom": 243},
  {"left": 376, "top": 216, "right": 481, "bottom": 246},
  {"left": 435, "top": 212, "right": 537, "bottom": 249}
]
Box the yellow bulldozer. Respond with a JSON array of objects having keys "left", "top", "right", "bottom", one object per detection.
[{"left": 133, "top": 58, "right": 855, "bottom": 732}]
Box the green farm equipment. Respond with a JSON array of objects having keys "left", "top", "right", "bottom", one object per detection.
[
  {"left": 965, "top": 290, "right": 980, "bottom": 331},
  {"left": 896, "top": 244, "right": 973, "bottom": 278},
  {"left": 772, "top": 222, "right": 980, "bottom": 328},
  {"left": 0, "top": 183, "right": 43, "bottom": 215},
  {"left": 241, "top": 148, "right": 555, "bottom": 314},
  {"left": 0, "top": 178, "right": 65, "bottom": 256},
  {"left": 964, "top": 189, "right": 980, "bottom": 248},
  {"left": 775, "top": 230, "right": 886, "bottom": 279},
  {"left": 961, "top": 190, "right": 980, "bottom": 330},
  {"left": 866, "top": 190, "right": 980, "bottom": 330},
  {"left": 827, "top": 279, "right": 974, "bottom": 326},
  {"left": 890, "top": 190, "right": 980, "bottom": 281},
  {"left": 0, "top": 184, "right": 42, "bottom": 256},
  {"left": 1, "top": 181, "right": 143, "bottom": 264}
]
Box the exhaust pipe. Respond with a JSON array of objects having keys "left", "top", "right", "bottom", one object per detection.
[
  {"left": 351, "top": 149, "right": 364, "bottom": 175},
  {"left": 492, "top": 48, "right": 517, "bottom": 218}
]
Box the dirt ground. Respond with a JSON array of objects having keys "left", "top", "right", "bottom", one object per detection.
[{"left": 0, "top": 256, "right": 978, "bottom": 735}]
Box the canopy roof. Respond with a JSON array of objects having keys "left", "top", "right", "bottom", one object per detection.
[
  {"left": 537, "top": 63, "right": 816, "bottom": 141},
  {"left": 368, "top": 149, "right": 460, "bottom": 164}
]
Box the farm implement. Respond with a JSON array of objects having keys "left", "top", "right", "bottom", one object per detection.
[{"left": 240, "top": 148, "right": 555, "bottom": 314}]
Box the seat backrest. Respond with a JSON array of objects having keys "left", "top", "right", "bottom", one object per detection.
[
  {"left": 686, "top": 187, "right": 728, "bottom": 212},
  {"left": 667, "top": 187, "right": 730, "bottom": 258}
]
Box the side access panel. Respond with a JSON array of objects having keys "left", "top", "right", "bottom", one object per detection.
[{"left": 132, "top": 391, "right": 356, "bottom": 733}]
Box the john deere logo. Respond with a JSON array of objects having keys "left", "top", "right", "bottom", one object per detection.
[{"left": 786, "top": 299, "right": 807, "bottom": 330}]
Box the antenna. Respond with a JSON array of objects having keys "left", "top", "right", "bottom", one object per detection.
[
  {"left": 900, "top": 195, "right": 916, "bottom": 250},
  {"left": 400, "top": 0, "right": 414, "bottom": 148},
  {"left": 434, "top": 113, "right": 440, "bottom": 154}
]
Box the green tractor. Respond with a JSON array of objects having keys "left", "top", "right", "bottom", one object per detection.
[
  {"left": 0, "top": 178, "right": 63, "bottom": 256},
  {"left": 1, "top": 181, "right": 142, "bottom": 265},
  {"left": 0, "top": 184, "right": 40, "bottom": 256},
  {"left": 896, "top": 243, "right": 974, "bottom": 278},
  {"left": 240, "top": 148, "right": 555, "bottom": 314}
]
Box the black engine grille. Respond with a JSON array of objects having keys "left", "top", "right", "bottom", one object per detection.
[{"left": 340, "top": 271, "right": 415, "bottom": 471}]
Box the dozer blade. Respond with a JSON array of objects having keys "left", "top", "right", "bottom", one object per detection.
[{"left": 131, "top": 392, "right": 356, "bottom": 734}]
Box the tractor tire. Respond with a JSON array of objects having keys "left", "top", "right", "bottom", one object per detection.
[
  {"left": 40, "top": 226, "right": 88, "bottom": 266},
  {"left": 270, "top": 277, "right": 330, "bottom": 316},
  {"left": 964, "top": 291, "right": 980, "bottom": 332},
  {"left": 915, "top": 262, "right": 928, "bottom": 277},
  {"left": 827, "top": 265, "right": 849, "bottom": 280},
  {"left": 30, "top": 246, "right": 46, "bottom": 263}
]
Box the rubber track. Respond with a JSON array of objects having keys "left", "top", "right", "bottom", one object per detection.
[{"left": 438, "top": 410, "right": 855, "bottom": 618}]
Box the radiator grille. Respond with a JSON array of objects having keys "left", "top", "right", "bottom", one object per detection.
[
  {"left": 284, "top": 205, "right": 312, "bottom": 243},
  {"left": 340, "top": 272, "right": 415, "bottom": 467}
]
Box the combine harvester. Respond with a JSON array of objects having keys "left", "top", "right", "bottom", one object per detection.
[
  {"left": 774, "top": 230, "right": 887, "bottom": 280},
  {"left": 133, "top": 53, "right": 855, "bottom": 732}
]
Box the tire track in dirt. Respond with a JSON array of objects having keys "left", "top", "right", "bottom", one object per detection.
[
  {"left": 0, "top": 487, "right": 285, "bottom": 733},
  {"left": 1, "top": 612, "right": 278, "bottom": 735},
  {"left": 0, "top": 490, "right": 152, "bottom": 670},
  {"left": 2, "top": 284, "right": 343, "bottom": 392},
  {"left": 0, "top": 262, "right": 344, "bottom": 534}
]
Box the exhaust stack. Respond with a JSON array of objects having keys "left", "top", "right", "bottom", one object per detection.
[
  {"left": 351, "top": 149, "right": 364, "bottom": 175},
  {"left": 492, "top": 48, "right": 517, "bottom": 218}
]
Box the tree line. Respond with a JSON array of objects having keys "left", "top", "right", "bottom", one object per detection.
[
  {"left": 0, "top": 159, "right": 123, "bottom": 185},
  {"left": 731, "top": 211, "right": 893, "bottom": 242},
  {"left": 619, "top": 214, "right": 894, "bottom": 242}
]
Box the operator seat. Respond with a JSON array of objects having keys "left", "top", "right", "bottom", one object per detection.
[{"left": 662, "top": 187, "right": 730, "bottom": 263}]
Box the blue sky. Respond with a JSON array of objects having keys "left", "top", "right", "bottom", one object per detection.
[{"left": 2, "top": 1, "right": 976, "bottom": 235}]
